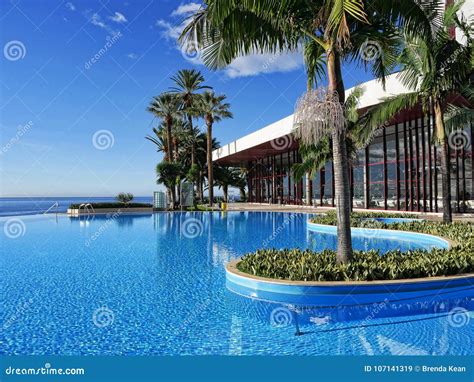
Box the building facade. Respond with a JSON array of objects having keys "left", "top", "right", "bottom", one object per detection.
[{"left": 213, "top": 76, "right": 473, "bottom": 212}]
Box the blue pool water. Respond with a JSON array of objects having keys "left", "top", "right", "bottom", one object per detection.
[{"left": 1, "top": 212, "right": 473, "bottom": 355}]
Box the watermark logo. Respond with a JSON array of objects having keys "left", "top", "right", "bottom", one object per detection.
[
  {"left": 360, "top": 39, "right": 382, "bottom": 62},
  {"left": 92, "top": 129, "right": 115, "bottom": 150},
  {"left": 182, "top": 218, "right": 204, "bottom": 238},
  {"left": 270, "top": 307, "right": 293, "bottom": 327},
  {"left": 2, "top": 297, "right": 34, "bottom": 330},
  {"left": 3, "top": 218, "right": 26, "bottom": 239},
  {"left": 84, "top": 32, "right": 122, "bottom": 70},
  {"left": 447, "top": 307, "right": 471, "bottom": 328},
  {"left": 4, "top": 40, "right": 26, "bottom": 61},
  {"left": 92, "top": 306, "right": 115, "bottom": 328},
  {"left": 1, "top": 120, "right": 34, "bottom": 155},
  {"left": 85, "top": 211, "right": 121, "bottom": 247},
  {"left": 360, "top": 226, "right": 380, "bottom": 240},
  {"left": 448, "top": 130, "right": 471, "bottom": 151},
  {"left": 181, "top": 40, "right": 201, "bottom": 63},
  {"left": 270, "top": 135, "right": 293, "bottom": 151},
  {"left": 262, "top": 213, "right": 299, "bottom": 247}
]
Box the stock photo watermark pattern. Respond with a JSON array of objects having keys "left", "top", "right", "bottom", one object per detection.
[
  {"left": 92, "top": 306, "right": 115, "bottom": 328},
  {"left": 92, "top": 129, "right": 115, "bottom": 150},
  {"left": 3, "top": 40, "right": 26, "bottom": 61},
  {"left": 181, "top": 217, "right": 204, "bottom": 238},
  {"left": 3, "top": 218, "right": 26, "bottom": 239}
]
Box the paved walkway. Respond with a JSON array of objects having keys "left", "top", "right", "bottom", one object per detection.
[{"left": 225, "top": 203, "right": 474, "bottom": 222}]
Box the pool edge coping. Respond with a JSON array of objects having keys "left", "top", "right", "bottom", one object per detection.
[{"left": 306, "top": 221, "right": 457, "bottom": 249}]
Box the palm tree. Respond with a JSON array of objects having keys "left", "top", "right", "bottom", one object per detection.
[
  {"left": 293, "top": 86, "right": 369, "bottom": 184},
  {"left": 169, "top": 69, "right": 211, "bottom": 167},
  {"left": 145, "top": 125, "right": 167, "bottom": 158},
  {"left": 199, "top": 91, "right": 233, "bottom": 206},
  {"left": 365, "top": 2, "right": 473, "bottom": 222},
  {"left": 214, "top": 166, "right": 245, "bottom": 203},
  {"left": 156, "top": 162, "right": 182, "bottom": 209},
  {"left": 147, "top": 93, "right": 181, "bottom": 163},
  {"left": 180, "top": 0, "right": 438, "bottom": 263}
]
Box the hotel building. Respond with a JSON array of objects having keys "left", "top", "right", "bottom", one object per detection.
[{"left": 213, "top": 74, "right": 473, "bottom": 213}]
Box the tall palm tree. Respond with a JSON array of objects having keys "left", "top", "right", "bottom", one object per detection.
[
  {"left": 180, "top": 0, "right": 438, "bottom": 263},
  {"left": 365, "top": 1, "right": 473, "bottom": 222},
  {"left": 148, "top": 93, "right": 182, "bottom": 207},
  {"left": 147, "top": 93, "right": 181, "bottom": 163},
  {"left": 199, "top": 91, "right": 233, "bottom": 206},
  {"left": 169, "top": 69, "right": 211, "bottom": 167}
]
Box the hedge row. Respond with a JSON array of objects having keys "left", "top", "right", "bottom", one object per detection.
[
  {"left": 236, "top": 212, "right": 474, "bottom": 281},
  {"left": 69, "top": 203, "right": 152, "bottom": 209}
]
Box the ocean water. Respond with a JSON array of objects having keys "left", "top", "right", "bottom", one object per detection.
[
  {"left": 0, "top": 197, "right": 153, "bottom": 217},
  {"left": 1, "top": 211, "right": 472, "bottom": 356}
]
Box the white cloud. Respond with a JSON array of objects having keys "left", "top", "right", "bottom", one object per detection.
[
  {"left": 88, "top": 12, "right": 121, "bottom": 36},
  {"left": 127, "top": 53, "right": 138, "bottom": 59},
  {"left": 109, "top": 12, "right": 127, "bottom": 23},
  {"left": 66, "top": 2, "right": 75, "bottom": 11},
  {"left": 156, "top": 19, "right": 186, "bottom": 40},
  {"left": 90, "top": 13, "right": 107, "bottom": 29},
  {"left": 225, "top": 51, "right": 303, "bottom": 78},
  {"left": 171, "top": 2, "right": 201, "bottom": 17}
]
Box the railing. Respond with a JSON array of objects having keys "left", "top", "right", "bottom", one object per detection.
[
  {"left": 78, "top": 203, "right": 95, "bottom": 215},
  {"left": 43, "top": 201, "right": 59, "bottom": 215}
]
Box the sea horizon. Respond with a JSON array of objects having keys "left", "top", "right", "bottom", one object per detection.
[{"left": 0, "top": 196, "right": 154, "bottom": 217}]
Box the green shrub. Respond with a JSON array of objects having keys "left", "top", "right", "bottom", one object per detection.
[
  {"left": 69, "top": 202, "right": 152, "bottom": 209},
  {"left": 236, "top": 212, "right": 474, "bottom": 281},
  {"left": 116, "top": 192, "right": 134, "bottom": 204}
]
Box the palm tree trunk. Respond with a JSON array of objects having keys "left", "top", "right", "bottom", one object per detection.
[
  {"left": 169, "top": 186, "right": 176, "bottom": 210},
  {"left": 327, "top": 48, "right": 353, "bottom": 263},
  {"left": 188, "top": 114, "right": 196, "bottom": 166},
  {"left": 206, "top": 120, "right": 214, "bottom": 207},
  {"left": 166, "top": 119, "right": 174, "bottom": 163},
  {"left": 165, "top": 118, "right": 176, "bottom": 208},
  {"left": 173, "top": 136, "right": 178, "bottom": 162},
  {"left": 434, "top": 99, "right": 452, "bottom": 223},
  {"left": 199, "top": 172, "right": 204, "bottom": 203},
  {"left": 223, "top": 185, "right": 228, "bottom": 203}
]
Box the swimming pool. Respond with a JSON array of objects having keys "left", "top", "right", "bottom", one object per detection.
[{"left": 1, "top": 212, "right": 473, "bottom": 355}]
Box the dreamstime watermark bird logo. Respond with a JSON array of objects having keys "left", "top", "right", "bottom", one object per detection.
[
  {"left": 92, "top": 129, "right": 115, "bottom": 150},
  {"left": 1, "top": 120, "right": 34, "bottom": 155},
  {"left": 84, "top": 32, "right": 122, "bottom": 70},
  {"left": 447, "top": 307, "right": 471, "bottom": 328},
  {"left": 270, "top": 135, "right": 293, "bottom": 151},
  {"left": 4, "top": 40, "right": 26, "bottom": 61},
  {"left": 92, "top": 306, "right": 115, "bottom": 328},
  {"left": 360, "top": 227, "right": 380, "bottom": 240},
  {"left": 181, "top": 40, "right": 201, "bottom": 63},
  {"left": 448, "top": 130, "right": 471, "bottom": 151},
  {"left": 270, "top": 307, "right": 293, "bottom": 327},
  {"left": 3, "top": 218, "right": 26, "bottom": 239},
  {"left": 182, "top": 218, "right": 204, "bottom": 238},
  {"left": 360, "top": 39, "right": 382, "bottom": 62}
]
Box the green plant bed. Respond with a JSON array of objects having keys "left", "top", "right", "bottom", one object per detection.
[
  {"left": 236, "top": 212, "right": 474, "bottom": 282},
  {"left": 69, "top": 203, "right": 152, "bottom": 209}
]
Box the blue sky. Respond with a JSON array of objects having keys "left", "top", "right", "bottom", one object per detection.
[{"left": 1, "top": 0, "right": 373, "bottom": 197}]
